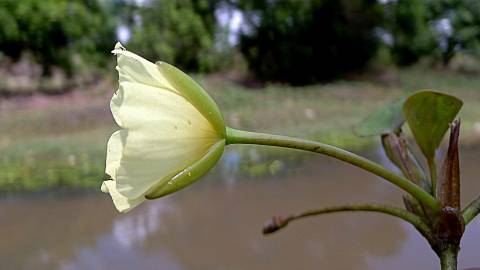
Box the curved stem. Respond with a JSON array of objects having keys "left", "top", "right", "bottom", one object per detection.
[
  {"left": 462, "top": 195, "right": 480, "bottom": 225},
  {"left": 226, "top": 127, "right": 440, "bottom": 213},
  {"left": 265, "top": 204, "right": 432, "bottom": 239}
]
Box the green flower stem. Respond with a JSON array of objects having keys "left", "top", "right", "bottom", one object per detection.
[
  {"left": 226, "top": 127, "right": 440, "bottom": 213},
  {"left": 440, "top": 245, "right": 458, "bottom": 270},
  {"left": 273, "top": 204, "right": 432, "bottom": 238},
  {"left": 462, "top": 195, "right": 480, "bottom": 225}
]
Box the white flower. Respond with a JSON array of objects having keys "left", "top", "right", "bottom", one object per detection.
[{"left": 102, "top": 43, "right": 226, "bottom": 213}]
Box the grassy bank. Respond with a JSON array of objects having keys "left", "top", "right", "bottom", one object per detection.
[{"left": 1, "top": 66, "right": 480, "bottom": 192}]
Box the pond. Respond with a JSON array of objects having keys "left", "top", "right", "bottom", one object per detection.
[{"left": 1, "top": 144, "right": 480, "bottom": 270}]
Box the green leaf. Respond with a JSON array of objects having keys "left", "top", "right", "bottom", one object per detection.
[
  {"left": 402, "top": 90, "right": 463, "bottom": 161},
  {"left": 354, "top": 98, "right": 405, "bottom": 137}
]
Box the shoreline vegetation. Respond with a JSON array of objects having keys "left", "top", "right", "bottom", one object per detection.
[{"left": 1, "top": 66, "right": 480, "bottom": 192}]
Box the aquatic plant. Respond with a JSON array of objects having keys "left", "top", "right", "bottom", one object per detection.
[{"left": 103, "top": 44, "right": 478, "bottom": 270}]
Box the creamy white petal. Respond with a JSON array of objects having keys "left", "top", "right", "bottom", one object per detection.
[
  {"left": 109, "top": 81, "right": 220, "bottom": 199},
  {"left": 101, "top": 180, "right": 145, "bottom": 213},
  {"left": 112, "top": 42, "right": 176, "bottom": 93},
  {"left": 105, "top": 130, "right": 126, "bottom": 179}
]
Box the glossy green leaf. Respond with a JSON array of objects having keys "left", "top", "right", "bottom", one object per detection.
[
  {"left": 402, "top": 90, "right": 463, "bottom": 161},
  {"left": 354, "top": 98, "right": 405, "bottom": 137}
]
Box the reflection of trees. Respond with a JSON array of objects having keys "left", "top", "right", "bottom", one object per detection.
[{"left": 0, "top": 193, "right": 116, "bottom": 270}]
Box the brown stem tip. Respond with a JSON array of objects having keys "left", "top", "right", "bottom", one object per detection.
[{"left": 262, "top": 215, "right": 289, "bottom": 235}]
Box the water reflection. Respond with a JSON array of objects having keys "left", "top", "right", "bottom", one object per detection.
[{"left": 1, "top": 145, "right": 480, "bottom": 270}]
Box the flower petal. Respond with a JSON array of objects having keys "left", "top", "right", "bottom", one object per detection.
[
  {"left": 105, "top": 130, "right": 126, "bottom": 179},
  {"left": 101, "top": 180, "right": 145, "bottom": 213},
  {"left": 109, "top": 81, "right": 221, "bottom": 199},
  {"left": 112, "top": 42, "right": 176, "bottom": 93}
]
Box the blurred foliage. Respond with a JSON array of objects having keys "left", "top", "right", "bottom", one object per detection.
[
  {"left": 0, "top": 0, "right": 480, "bottom": 86},
  {"left": 429, "top": 0, "right": 480, "bottom": 66},
  {"left": 237, "top": 0, "right": 384, "bottom": 85},
  {"left": 0, "top": 0, "right": 115, "bottom": 76},
  {"left": 0, "top": 138, "right": 105, "bottom": 192},
  {"left": 386, "top": 0, "right": 437, "bottom": 65},
  {"left": 120, "top": 0, "right": 229, "bottom": 72},
  {"left": 4, "top": 67, "right": 480, "bottom": 191},
  {"left": 386, "top": 0, "right": 480, "bottom": 67}
]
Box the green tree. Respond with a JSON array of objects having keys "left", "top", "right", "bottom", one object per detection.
[
  {"left": 429, "top": 0, "right": 480, "bottom": 66},
  {"left": 387, "top": 0, "right": 480, "bottom": 67},
  {"left": 237, "top": 0, "right": 384, "bottom": 85},
  {"left": 386, "top": 0, "right": 437, "bottom": 65},
  {"left": 126, "top": 0, "right": 223, "bottom": 72},
  {"left": 0, "top": 0, "right": 115, "bottom": 76}
]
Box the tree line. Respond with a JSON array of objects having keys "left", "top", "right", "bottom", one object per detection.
[{"left": 0, "top": 0, "right": 479, "bottom": 85}]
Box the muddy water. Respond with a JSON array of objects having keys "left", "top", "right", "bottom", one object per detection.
[{"left": 1, "top": 145, "right": 480, "bottom": 270}]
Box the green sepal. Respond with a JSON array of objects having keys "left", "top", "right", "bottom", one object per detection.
[
  {"left": 157, "top": 61, "right": 226, "bottom": 138},
  {"left": 145, "top": 140, "right": 225, "bottom": 199},
  {"left": 354, "top": 98, "right": 405, "bottom": 137},
  {"left": 402, "top": 90, "right": 463, "bottom": 161}
]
